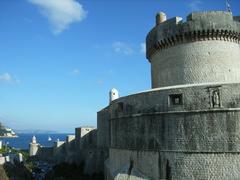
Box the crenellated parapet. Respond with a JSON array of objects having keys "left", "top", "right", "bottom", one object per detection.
[
  {"left": 146, "top": 11, "right": 240, "bottom": 88},
  {"left": 146, "top": 11, "right": 240, "bottom": 60}
]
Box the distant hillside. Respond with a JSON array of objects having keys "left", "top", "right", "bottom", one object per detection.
[{"left": 0, "top": 123, "right": 17, "bottom": 137}]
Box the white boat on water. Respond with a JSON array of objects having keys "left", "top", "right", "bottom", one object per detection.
[{"left": 48, "top": 136, "right": 52, "bottom": 141}]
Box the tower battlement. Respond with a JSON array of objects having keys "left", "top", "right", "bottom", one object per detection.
[
  {"left": 146, "top": 11, "right": 240, "bottom": 88},
  {"left": 146, "top": 11, "right": 240, "bottom": 60}
]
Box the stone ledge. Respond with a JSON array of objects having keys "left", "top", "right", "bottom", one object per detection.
[
  {"left": 109, "top": 147, "right": 240, "bottom": 154},
  {"left": 110, "top": 108, "right": 240, "bottom": 120}
]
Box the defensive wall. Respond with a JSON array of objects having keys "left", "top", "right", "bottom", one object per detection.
[
  {"left": 103, "top": 82, "right": 240, "bottom": 179},
  {"left": 103, "top": 11, "right": 240, "bottom": 179},
  {"left": 30, "top": 127, "right": 102, "bottom": 175},
  {"left": 29, "top": 11, "right": 240, "bottom": 180}
]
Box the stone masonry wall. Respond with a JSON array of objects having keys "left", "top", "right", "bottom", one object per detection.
[
  {"left": 107, "top": 148, "right": 240, "bottom": 180},
  {"left": 151, "top": 41, "right": 240, "bottom": 88},
  {"left": 103, "top": 83, "right": 240, "bottom": 179}
]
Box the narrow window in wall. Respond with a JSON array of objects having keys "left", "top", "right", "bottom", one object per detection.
[
  {"left": 169, "top": 94, "right": 183, "bottom": 106},
  {"left": 118, "top": 102, "right": 124, "bottom": 112},
  {"left": 166, "top": 160, "right": 172, "bottom": 180}
]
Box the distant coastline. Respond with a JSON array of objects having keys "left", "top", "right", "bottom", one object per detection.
[
  {"left": 15, "top": 129, "right": 60, "bottom": 134},
  {"left": 0, "top": 123, "right": 17, "bottom": 138},
  {"left": 0, "top": 135, "right": 18, "bottom": 138}
]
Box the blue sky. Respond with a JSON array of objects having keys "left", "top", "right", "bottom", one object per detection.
[{"left": 0, "top": 0, "right": 239, "bottom": 133}]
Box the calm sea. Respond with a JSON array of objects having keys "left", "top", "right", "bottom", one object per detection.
[{"left": 0, "top": 133, "right": 71, "bottom": 150}]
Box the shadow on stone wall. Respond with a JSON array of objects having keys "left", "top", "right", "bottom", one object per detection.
[{"left": 45, "top": 162, "right": 104, "bottom": 180}]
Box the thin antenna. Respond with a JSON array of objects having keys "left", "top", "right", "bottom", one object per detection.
[{"left": 226, "top": 0, "right": 232, "bottom": 13}]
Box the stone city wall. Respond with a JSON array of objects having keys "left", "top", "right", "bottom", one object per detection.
[
  {"left": 34, "top": 128, "right": 101, "bottom": 175},
  {"left": 103, "top": 83, "right": 240, "bottom": 179}
]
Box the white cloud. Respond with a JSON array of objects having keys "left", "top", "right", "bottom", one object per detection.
[
  {"left": 140, "top": 42, "right": 146, "bottom": 54},
  {"left": 27, "top": 0, "right": 87, "bottom": 34},
  {"left": 0, "top": 73, "right": 20, "bottom": 84},
  {"left": 70, "top": 69, "right": 80, "bottom": 76},
  {"left": 189, "top": 0, "right": 202, "bottom": 11},
  {"left": 112, "top": 42, "right": 134, "bottom": 55},
  {"left": 0, "top": 73, "right": 11, "bottom": 83}
]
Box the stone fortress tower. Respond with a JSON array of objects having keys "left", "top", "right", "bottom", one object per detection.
[
  {"left": 28, "top": 10, "right": 240, "bottom": 180},
  {"left": 148, "top": 11, "right": 240, "bottom": 88},
  {"left": 98, "top": 11, "right": 240, "bottom": 179}
]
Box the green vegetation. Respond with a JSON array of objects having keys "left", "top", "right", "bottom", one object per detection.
[
  {"left": 0, "top": 147, "right": 104, "bottom": 179},
  {"left": 0, "top": 146, "right": 29, "bottom": 160},
  {"left": 0, "top": 146, "right": 10, "bottom": 154}
]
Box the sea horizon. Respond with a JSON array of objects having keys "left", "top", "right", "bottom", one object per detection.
[{"left": 0, "top": 133, "right": 71, "bottom": 150}]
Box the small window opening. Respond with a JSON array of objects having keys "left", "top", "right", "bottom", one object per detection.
[{"left": 169, "top": 94, "right": 183, "bottom": 106}]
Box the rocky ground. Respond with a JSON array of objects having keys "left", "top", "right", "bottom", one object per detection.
[{"left": 0, "top": 166, "right": 8, "bottom": 180}]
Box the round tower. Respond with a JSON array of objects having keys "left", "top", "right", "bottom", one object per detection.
[
  {"left": 109, "top": 88, "right": 119, "bottom": 103},
  {"left": 29, "top": 135, "right": 39, "bottom": 156},
  {"left": 103, "top": 11, "right": 240, "bottom": 180},
  {"left": 146, "top": 11, "right": 240, "bottom": 88}
]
